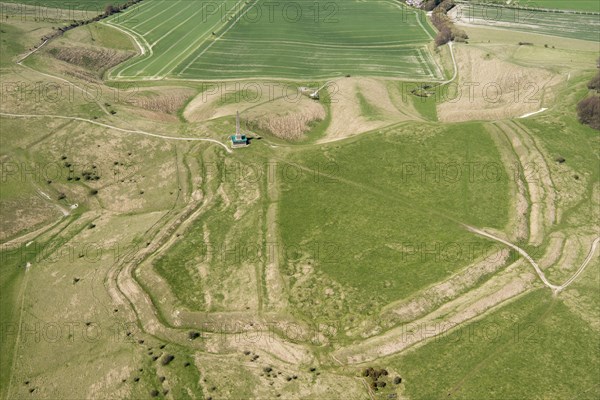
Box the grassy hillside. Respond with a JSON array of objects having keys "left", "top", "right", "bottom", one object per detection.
[
  {"left": 462, "top": 0, "right": 599, "bottom": 12},
  {"left": 0, "top": 0, "right": 598, "bottom": 398},
  {"left": 278, "top": 122, "right": 510, "bottom": 323},
  {"left": 393, "top": 289, "right": 600, "bottom": 400}
]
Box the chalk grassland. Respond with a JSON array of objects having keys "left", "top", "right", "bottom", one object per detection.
[
  {"left": 1, "top": 4, "right": 599, "bottom": 400},
  {"left": 142, "top": 117, "right": 514, "bottom": 339},
  {"left": 0, "top": 112, "right": 211, "bottom": 398},
  {"left": 275, "top": 122, "right": 510, "bottom": 328},
  {"left": 106, "top": 0, "right": 441, "bottom": 80},
  {"left": 153, "top": 145, "right": 268, "bottom": 313},
  {"left": 451, "top": 3, "right": 600, "bottom": 41}
]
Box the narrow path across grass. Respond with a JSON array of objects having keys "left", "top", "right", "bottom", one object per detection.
[
  {"left": 0, "top": 112, "right": 232, "bottom": 153},
  {"left": 467, "top": 226, "right": 599, "bottom": 294}
]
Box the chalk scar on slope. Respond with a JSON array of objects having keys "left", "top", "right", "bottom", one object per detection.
[{"left": 519, "top": 108, "right": 548, "bottom": 118}]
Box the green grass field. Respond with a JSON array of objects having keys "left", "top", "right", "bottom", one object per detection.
[
  {"left": 278, "top": 122, "right": 510, "bottom": 323},
  {"left": 150, "top": 120, "right": 511, "bottom": 325},
  {"left": 393, "top": 289, "right": 600, "bottom": 400},
  {"left": 107, "top": 0, "right": 441, "bottom": 80},
  {"left": 0, "top": 247, "right": 28, "bottom": 398}
]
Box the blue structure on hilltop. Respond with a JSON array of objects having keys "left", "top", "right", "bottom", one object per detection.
[{"left": 230, "top": 111, "right": 249, "bottom": 148}]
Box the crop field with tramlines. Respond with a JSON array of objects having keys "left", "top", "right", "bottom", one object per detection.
[
  {"left": 451, "top": 2, "right": 600, "bottom": 41},
  {"left": 531, "top": 0, "right": 600, "bottom": 12},
  {"left": 106, "top": 0, "right": 441, "bottom": 80}
]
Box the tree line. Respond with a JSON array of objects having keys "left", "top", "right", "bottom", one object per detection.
[{"left": 419, "top": 0, "right": 469, "bottom": 46}]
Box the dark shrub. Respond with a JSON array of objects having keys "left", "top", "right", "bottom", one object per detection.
[
  {"left": 161, "top": 354, "right": 175, "bottom": 365},
  {"left": 577, "top": 95, "right": 600, "bottom": 130},
  {"left": 435, "top": 28, "right": 452, "bottom": 46},
  {"left": 587, "top": 71, "right": 600, "bottom": 91}
]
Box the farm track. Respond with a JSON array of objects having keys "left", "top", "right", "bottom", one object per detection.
[
  {"left": 331, "top": 230, "right": 599, "bottom": 363},
  {"left": 318, "top": 113, "right": 596, "bottom": 362},
  {"left": 109, "top": 141, "right": 544, "bottom": 350},
  {"left": 265, "top": 149, "right": 590, "bottom": 299},
  {"left": 442, "top": 41, "right": 457, "bottom": 84},
  {"left": 0, "top": 214, "right": 68, "bottom": 247}
]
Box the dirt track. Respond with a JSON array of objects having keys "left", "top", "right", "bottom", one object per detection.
[{"left": 467, "top": 226, "right": 600, "bottom": 294}]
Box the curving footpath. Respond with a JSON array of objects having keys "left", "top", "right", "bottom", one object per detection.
[
  {"left": 467, "top": 225, "right": 599, "bottom": 294},
  {"left": 16, "top": 39, "right": 111, "bottom": 116},
  {"left": 0, "top": 112, "right": 232, "bottom": 153}
]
